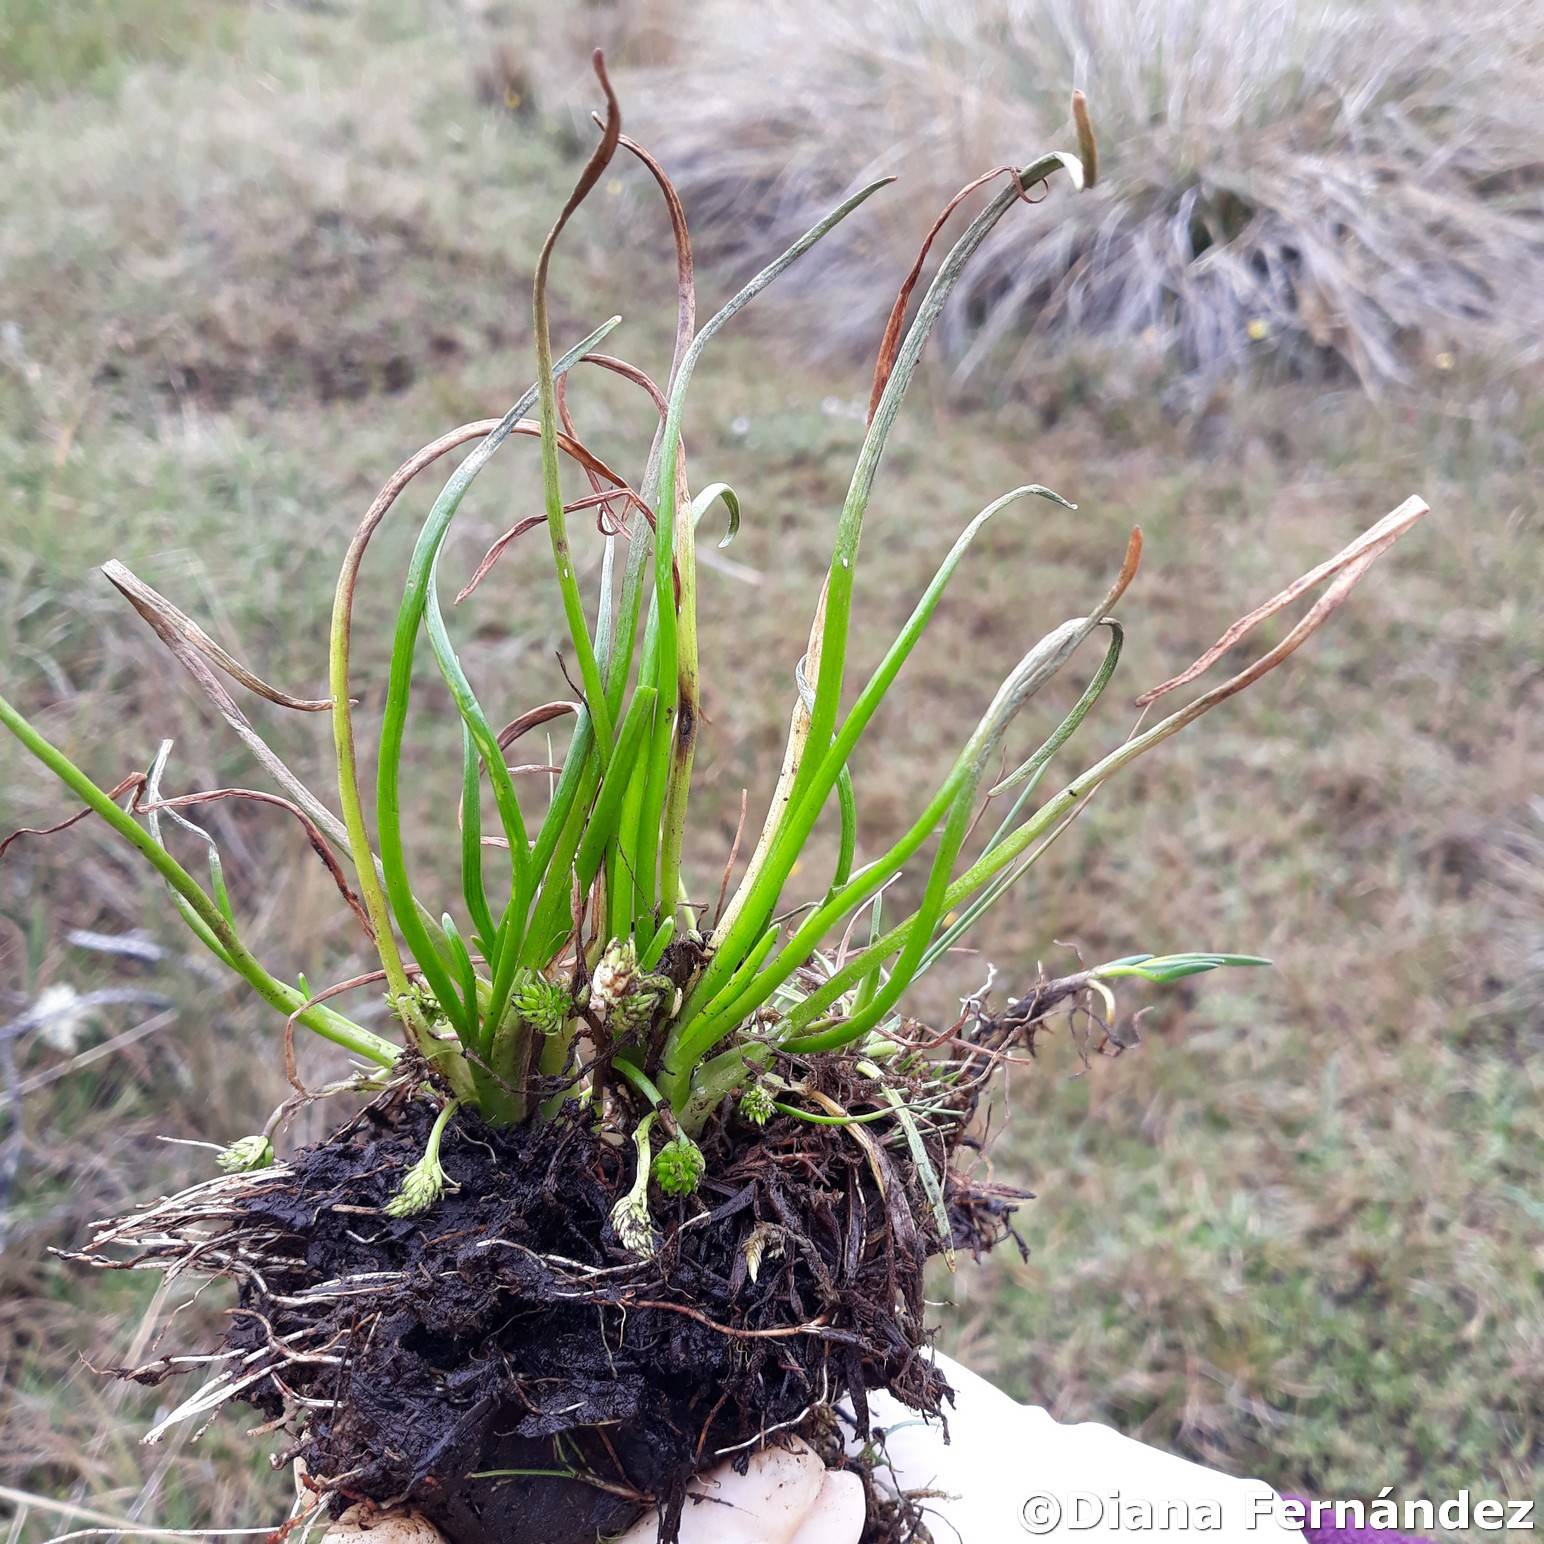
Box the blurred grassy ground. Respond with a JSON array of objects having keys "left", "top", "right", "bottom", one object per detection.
[{"left": 0, "top": 3, "right": 1538, "bottom": 1540}]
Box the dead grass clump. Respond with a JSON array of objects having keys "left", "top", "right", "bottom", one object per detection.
[{"left": 607, "top": 0, "right": 1544, "bottom": 389}]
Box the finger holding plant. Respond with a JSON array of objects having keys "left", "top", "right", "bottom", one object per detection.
[{"left": 1, "top": 53, "right": 1428, "bottom": 1544}]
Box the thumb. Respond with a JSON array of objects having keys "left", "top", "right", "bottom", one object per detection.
[
  {"left": 319, "top": 1507, "right": 442, "bottom": 1544},
  {"left": 616, "top": 1436, "right": 863, "bottom": 1543}
]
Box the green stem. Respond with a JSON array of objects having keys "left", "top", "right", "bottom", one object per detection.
[
  {"left": 425, "top": 1093, "right": 459, "bottom": 1159},
  {"left": 0, "top": 692, "right": 398, "bottom": 1068},
  {"left": 672, "top": 486, "right": 1067, "bottom": 1062},
  {"left": 637, "top": 178, "right": 894, "bottom": 939},
  {"left": 788, "top": 152, "right": 1083, "bottom": 835},
  {"left": 613, "top": 1057, "right": 669, "bottom": 1111}
]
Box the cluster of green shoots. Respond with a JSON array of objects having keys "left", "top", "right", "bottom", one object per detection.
[{"left": 0, "top": 62, "right": 1424, "bottom": 1220}]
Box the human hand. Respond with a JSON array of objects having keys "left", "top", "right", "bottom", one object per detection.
[
  {"left": 634, "top": 1351, "right": 1291, "bottom": 1541},
  {"left": 862, "top": 1352, "right": 1291, "bottom": 1541},
  {"left": 320, "top": 1351, "right": 1292, "bottom": 1542},
  {"left": 315, "top": 1445, "right": 860, "bottom": 1544},
  {"left": 613, "top": 1437, "right": 863, "bottom": 1543}
]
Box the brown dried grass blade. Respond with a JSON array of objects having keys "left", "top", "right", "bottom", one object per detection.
[
  {"left": 556, "top": 373, "right": 624, "bottom": 533},
  {"left": 102, "top": 561, "right": 331, "bottom": 711},
  {"left": 714, "top": 789, "right": 750, "bottom": 929},
  {"left": 867, "top": 165, "right": 1050, "bottom": 424},
  {"left": 579, "top": 352, "right": 685, "bottom": 514},
  {"left": 614, "top": 131, "right": 696, "bottom": 385},
  {"left": 1137, "top": 496, "right": 1428, "bottom": 706},
  {"left": 1, "top": 773, "right": 145, "bottom": 859},
  {"left": 454, "top": 418, "right": 654, "bottom": 601},
  {"left": 585, "top": 353, "right": 669, "bottom": 415},
  {"left": 541, "top": 52, "right": 621, "bottom": 279},
  {"left": 457, "top": 515, "right": 551, "bottom": 602},
  {"left": 96, "top": 565, "right": 351, "bottom": 852},
  {"left": 135, "top": 787, "right": 374, "bottom": 939},
  {"left": 495, "top": 700, "right": 580, "bottom": 751},
  {"left": 1072, "top": 90, "right": 1098, "bottom": 189},
  {"left": 1098, "top": 526, "right": 1143, "bottom": 614}
]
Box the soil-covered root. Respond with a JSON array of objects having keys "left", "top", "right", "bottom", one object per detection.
[{"left": 72, "top": 1068, "right": 1028, "bottom": 1544}]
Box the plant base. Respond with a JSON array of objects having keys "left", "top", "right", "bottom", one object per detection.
[{"left": 78, "top": 1064, "right": 1029, "bottom": 1542}]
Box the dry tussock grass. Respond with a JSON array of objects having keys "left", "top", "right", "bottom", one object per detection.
[{"left": 602, "top": 0, "right": 1544, "bottom": 389}]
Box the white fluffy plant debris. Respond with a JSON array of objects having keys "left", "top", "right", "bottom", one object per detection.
[{"left": 609, "top": 0, "right": 1544, "bottom": 388}]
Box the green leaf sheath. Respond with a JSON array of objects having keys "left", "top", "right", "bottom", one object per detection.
[
  {"left": 778, "top": 664, "right": 1288, "bottom": 1044},
  {"left": 656, "top": 483, "right": 741, "bottom": 924},
  {"left": 1095, "top": 952, "right": 1271, "bottom": 983},
  {"left": 523, "top": 686, "right": 659, "bottom": 964},
  {"left": 440, "top": 911, "right": 481, "bottom": 1035},
  {"left": 690, "top": 156, "right": 1083, "bottom": 978},
  {"left": 782, "top": 624, "right": 1095, "bottom": 1054},
  {"left": 916, "top": 623, "right": 1124, "bottom": 973},
  {"left": 684, "top": 614, "right": 1098, "bottom": 1072},
  {"left": 426, "top": 550, "right": 532, "bottom": 916},
  {"left": 782, "top": 154, "right": 1085, "bottom": 852},
  {"left": 376, "top": 409, "right": 542, "bottom": 1041},
  {"left": 459, "top": 722, "right": 496, "bottom": 956}
]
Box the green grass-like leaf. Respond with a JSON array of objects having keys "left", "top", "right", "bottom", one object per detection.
[{"left": 0, "top": 57, "right": 1424, "bottom": 1144}]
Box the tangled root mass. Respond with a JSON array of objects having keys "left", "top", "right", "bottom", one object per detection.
[{"left": 80, "top": 1000, "right": 1054, "bottom": 1542}]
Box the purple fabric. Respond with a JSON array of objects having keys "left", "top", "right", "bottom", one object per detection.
[{"left": 1286, "top": 1495, "right": 1436, "bottom": 1544}]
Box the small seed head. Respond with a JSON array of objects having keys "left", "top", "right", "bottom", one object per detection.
[
  {"left": 612, "top": 987, "right": 662, "bottom": 1039},
  {"left": 217, "top": 1134, "right": 274, "bottom": 1173},
  {"left": 651, "top": 1133, "right": 706, "bottom": 1196},
  {"left": 592, "top": 938, "right": 675, "bottom": 1040},
  {"left": 591, "top": 938, "right": 640, "bottom": 1011},
  {"left": 386, "top": 1155, "right": 446, "bottom": 1218},
  {"left": 609, "top": 1187, "right": 659, "bottom": 1257},
  {"left": 390, "top": 981, "right": 448, "bottom": 1028},
  {"left": 738, "top": 1082, "right": 776, "bottom": 1127},
  {"left": 511, "top": 970, "right": 572, "bottom": 1036}
]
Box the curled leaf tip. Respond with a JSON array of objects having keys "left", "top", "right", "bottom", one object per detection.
[
  {"left": 1099, "top": 526, "right": 1142, "bottom": 613},
  {"left": 1025, "top": 484, "right": 1077, "bottom": 511}
]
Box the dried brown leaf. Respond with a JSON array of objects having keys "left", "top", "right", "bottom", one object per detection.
[
  {"left": 102, "top": 561, "right": 330, "bottom": 711},
  {"left": 1137, "top": 496, "right": 1427, "bottom": 706}
]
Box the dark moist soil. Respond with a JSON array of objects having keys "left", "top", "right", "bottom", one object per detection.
[
  {"left": 88, "top": 997, "right": 1057, "bottom": 1543},
  {"left": 223, "top": 1093, "right": 1014, "bottom": 1543}
]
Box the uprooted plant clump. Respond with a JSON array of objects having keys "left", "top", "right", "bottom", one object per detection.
[
  {"left": 6, "top": 49, "right": 1426, "bottom": 1544},
  {"left": 78, "top": 999, "right": 1046, "bottom": 1543}
]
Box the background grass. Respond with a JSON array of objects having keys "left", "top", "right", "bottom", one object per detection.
[
  {"left": 600, "top": 0, "right": 1544, "bottom": 391},
  {"left": 0, "top": 3, "right": 1538, "bottom": 1541}
]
